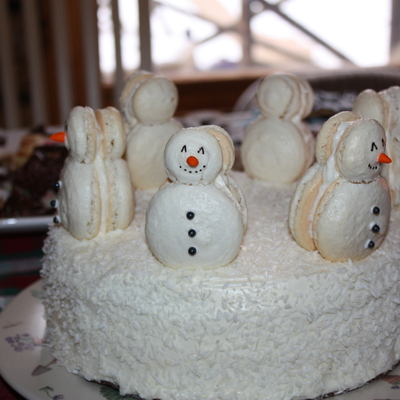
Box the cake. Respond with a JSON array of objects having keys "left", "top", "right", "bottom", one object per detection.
[
  {"left": 40, "top": 73, "right": 400, "bottom": 400},
  {"left": 41, "top": 169, "right": 400, "bottom": 400}
]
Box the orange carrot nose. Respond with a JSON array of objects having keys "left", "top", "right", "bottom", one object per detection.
[
  {"left": 378, "top": 153, "right": 392, "bottom": 164},
  {"left": 50, "top": 132, "right": 66, "bottom": 143},
  {"left": 186, "top": 156, "right": 199, "bottom": 167}
]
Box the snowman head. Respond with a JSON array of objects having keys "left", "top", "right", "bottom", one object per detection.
[
  {"left": 120, "top": 71, "right": 178, "bottom": 126},
  {"left": 95, "top": 107, "right": 126, "bottom": 161},
  {"left": 336, "top": 118, "right": 391, "bottom": 183},
  {"left": 59, "top": 106, "right": 98, "bottom": 164},
  {"left": 164, "top": 125, "right": 234, "bottom": 185},
  {"left": 353, "top": 89, "right": 387, "bottom": 128},
  {"left": 119, "top": 70, "right": 153, "bottom": 126},
  {"left": 256, "top": 72, "right": 314, "bottom": 120}
]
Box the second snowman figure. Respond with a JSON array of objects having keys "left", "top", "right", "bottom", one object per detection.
[
  {"left": 146, "top": 125, "right": 247, "bottom": 269},
  {"left": 289, "top": 111, "right": 392, "bottom": 262}
]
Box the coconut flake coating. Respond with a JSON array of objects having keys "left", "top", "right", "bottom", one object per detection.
[{"left": 41, "top": 171, "right": 400, "bottom": 400}]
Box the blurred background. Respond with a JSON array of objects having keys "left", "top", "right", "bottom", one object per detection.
[{"left": 1, "top": 0, "right": 399, "bottom": 128}]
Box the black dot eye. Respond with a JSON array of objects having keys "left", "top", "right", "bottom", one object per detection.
[
  {"left": 371, "top": 142, "right": 378, "bottom": 151},
  {"left": 382, "top": 138, "right": 385, "bottom": 147},
  {"left": 371, "top": 224, "right": 380, "bottom": 233},
  {"left": 186, "top": 211, "right": 195, "bottom": 220},
  {"left": 54, "top": 181, "right": 61, "bottom": 192},
  {"left": 188, "top": 247, "right": 197, "bottom": 256},
  {"left": 372, "top": 206, "right": 380, "bottom": 215},
  {"left": 188, "top": 229, "right": 196, "bottom": 237},
  {"left": 181, "top": 145, "right": 187, "bottom": 153},
  {"left": 368, "top": 241, "right": 375, "bottom": 249}
]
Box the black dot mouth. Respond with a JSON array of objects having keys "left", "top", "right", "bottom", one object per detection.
[
  {"left": 179, "top": 165, "right": 207, "bottom": 173},
  {"left": 368, "top": 163, "right": 378, "bottom": 170}
]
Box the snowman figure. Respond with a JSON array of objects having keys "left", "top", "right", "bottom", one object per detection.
[
  {"left": 119, "top": 71, "right": 183, "bottom": 190},
  {"left": 145, "top": 125, "right": 247, "bottom": 269},
  {"left": 289, "top": 111, "right": 392, "bottom": 262},
  {"left": 51, "top": 106, "right": 135, "bottom": 240},
  {"left": 353, "top": 86, "right": 400, "bottom": 207},
  {"left": 241, "top": 72, "right": 315, "bottom": 184}
]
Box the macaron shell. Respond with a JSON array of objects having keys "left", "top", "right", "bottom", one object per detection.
[
  {"left": 353, "top": 89, "right": 387, "bottom": 127},
  {"left": 312, "top": 177, "right": 391, "bottom": 262},
  {"left": 133, "top": 77, "right": 179, "bottom": 124},
  {"left": 256, "top": 73, "right": 294, "bottom": 119},
  {"left": 119, "top": 71, "right": 153, "bottom": 125},
  {"left": 315, "top": 111, "right": 360, "bottom": 165},
  {"left": 242, "top": 118, "right": 308, "bottom": 184},
  {"left": 95, "top": 107, "right": 126, "bottom": 161},
  {"left": 335, "top": 119, "right": 385, "bottom": 183},
  {"left": 380, "top": 87, "right": 400, "bottom": 206},
  {"left": 66, "top": 106, "right": 98, "bottom": 164},
  {"left": 105, "top": 158, "right": 135, "bottom": 232},
  {"left": 297, "top": 77, "right": 315, "bottom": 120},
  {"left": 201, "top": 125, "right": 235, "bottom": 173},
  {"left": 289, "top": 163, "right": 322, "bottom": 251},
  {"left": 126, "top": 120, "right": 183, "bottom": 190},
  {"left": 58, "top": 159, "right": 102, "bottom": 240}
]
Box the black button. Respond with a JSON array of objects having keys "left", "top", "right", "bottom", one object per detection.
[
  {"left": 186, "top": 211, "right": 195, "bottom": 220},
  {"left": 50, "top": 200, "right": 57, "bottom": 208},
  {"left": 188, "top": 229, "right": 196, "bottom": 237},
  {"left": 368, "top": 241, "right": 375, "bottom": 249},
  {"left": 371, "top": 224, "right": 380, "bottom": 233},
  {"left": 372, "top": 207, "right": 380, "bottom": 215},
  {"left": 53, "top": 216, "right": 60, "bottom": 224},
  {"left": 188, "top": 247, "right": 197, "bottom": 256}
]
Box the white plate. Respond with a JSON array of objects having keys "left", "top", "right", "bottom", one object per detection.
[
  {"left": 0, "top": 280, "right": 399, "bottom": 400},
  {"left": 0, "top": 216, "right": 52, "bottom": 234}
]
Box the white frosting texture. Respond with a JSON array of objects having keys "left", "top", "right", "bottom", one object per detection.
[{"left": 41, "top": 171, "right": 400, "bottom": 400}]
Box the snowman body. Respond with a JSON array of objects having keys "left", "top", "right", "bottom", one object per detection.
[
  {"left": 242, "top": 118, "right": 310, "bottom": 183},
  {"left": 58, "top": 158, "right": 101, "bottom": 239},
  {"left": 314, "top": 177, "right": 390, "bottom": 261},
  {"left": 146, "top": 183, "right": 244, "bottom": 269},
  {"left": 145, "top": 125, "right": 247, "bottom": 269},
  {"left": 126, "top": 120, "right": 182, "bottom": 189},
  {"left": 241, "top": 72, "right": 315, "bottom": 184}
]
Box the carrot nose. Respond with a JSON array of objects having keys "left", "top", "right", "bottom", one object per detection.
[
  {"left": 186, "top": 156, "right": 199, "bottom": 168},
  {"left": 378, "top": 153, "right": 392, "bottom": 164},
  {"left": 50, "top": 132, "right": 66, "bottom": 143}
]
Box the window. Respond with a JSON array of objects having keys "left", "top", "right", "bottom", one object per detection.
[{"left": 97, "top": 0, "right": 392, "bottom": 79}]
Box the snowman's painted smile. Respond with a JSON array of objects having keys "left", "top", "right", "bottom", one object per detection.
[{"left": 179, "top": 164, "right": 207, "bottom": 173}]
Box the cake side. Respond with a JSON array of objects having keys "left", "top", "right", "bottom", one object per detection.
[{"left": 41, "top": 171, "right": 400, "bottom": 400}]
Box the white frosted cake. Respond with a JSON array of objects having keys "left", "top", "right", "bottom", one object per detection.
[{"left": 41, "top": 169, "right": 400, "bottom": 400}]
